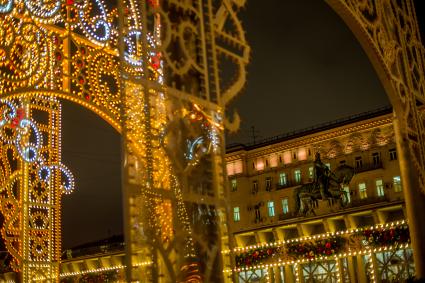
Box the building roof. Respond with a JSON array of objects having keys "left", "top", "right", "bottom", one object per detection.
[{"left": 226, "top": 106, "right": 392, "bottom": 153}]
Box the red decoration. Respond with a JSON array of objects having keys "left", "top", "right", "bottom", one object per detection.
[{"left": 11, "top": 108, "right": 25, "bottom": 128}]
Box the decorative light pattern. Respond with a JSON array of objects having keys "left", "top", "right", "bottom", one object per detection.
[{"left": 0, "top": 0, "right": 249, "bottom": 281}]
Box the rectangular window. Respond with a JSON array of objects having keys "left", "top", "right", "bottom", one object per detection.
[
  {"left": 267, "top": 201, "right": 275, "bottom": 217},
  {"left": 233, "top": 207, "right": 240, "bottom": 222},
  {"left": 252, "top": 180, "right": 258, "bottom": 194},
  {"left": 308, "top": 167, "right": 314, "bottom": 180},
  {"left": 231, "top": 179, "right": 237, "bottom": 192},
  {"left": 376, "top": 179, "right": 384, "bottom": 197},
  {"left": 282, "top": 198, "right": 289, "bottom": 214},
  {"left": 265, "top": 177, "right": 272, "bottom": 191},
  {"left": 355, "top": 157, "right": 363, "bottom": 169},
  {"left": 393, "top": 176, "right": 402, "bottom": 192},
  {"left": 279, "top": 173, "right": 287, "bottom": 186},
  {"left": 372, "top": 152, "right": 381, "bottom": 165},
  {"left": 389, "top": 149, "right": 397, "bottom": 161},
  {"left": 294, "top": 169, "right": 301, "bottom": 184},
  {"left": 358, "top": 183, "right": 367, "bottom": 199},
  {"left": 343, "top": 186, "right": 351, "bottom": 203}
]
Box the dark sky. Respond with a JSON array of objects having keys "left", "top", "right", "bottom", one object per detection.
[{"left": 61, "top": 1, "right": 424, "bottom": 248}]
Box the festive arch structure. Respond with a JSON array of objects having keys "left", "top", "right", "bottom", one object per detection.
[
  {"left": 0, "top": 0, "right": 249, "bottom": 282},
  {"left": 0, "top": 0, "right": 425, "bottom": 282}
]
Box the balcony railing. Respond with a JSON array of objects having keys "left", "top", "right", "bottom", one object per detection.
[
  {"left": 354, "top": 161, "right": 383, "bottom": 173},
  {"left": 275, "top": 180, "right": 302, "bottom": 190},
  {"left": 347, "top": 195, "right": 390, "bottom": 208},
  {"left": 278, "top": 212, "right": 297, "bottom": 221}
]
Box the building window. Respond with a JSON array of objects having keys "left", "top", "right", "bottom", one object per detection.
[
  {"left": 252, "top": 180, "right": 258, "bottom": 194},
  {"left": 279, "top": 173, "right": 287, "bottom": 186},
  {"left": 233, "top": 207, "right": 240, "bottom": 222},
  {"left": 393, "top": 176, "right": 402, "bottom": 192},
  {"left": 372, "top": 152, "right": 381, "bottom": 165},
  {"left": 294, "top": 169, "right": 301, "bottom": 184},
  {"left": 267, "top": 201, "right": 275, "bottom": 217},
  {"left": 282, "top": 198, "right": 289, "bottom": 214},
  {"left": 343, "top": 186, "right": 351, "bottom": 203},
  {"left": 355, "top": 156, "right": 363, "bottom": 169},
  {"left": 376, "top": 179, "right": 384, "bottom": 197},
  {"left": 231, "top": 179, "right": 237, "bottom": 192},
  {"left": 265, "top": 177, "right": 272, "bottom": 191},
  {"left": 358, "top": 183, "right": 367, "bottom": 199},
  {"left": 308, "top": 167, "right": 314, "bottom": 180},
  {"left": 389, "top": 148, "right": 397, "bottom": 161}
]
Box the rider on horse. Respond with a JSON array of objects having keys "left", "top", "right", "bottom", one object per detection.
[{"left": 313, "top": 152, "right": 332, "bottom": 199}]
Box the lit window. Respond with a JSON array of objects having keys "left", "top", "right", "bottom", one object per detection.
[
  {"left": 256, "top": 159, "right": 264, "bottom": 171},
  {"left": 231, "top": 179, "right": 237, "bottom": 192},
  {"left": 267, "top": 201, "right": 275, "bottom": 217},
  {"left": 279, "top": 173, "right": 287, "bottom": 186},
  {"left": 265, "top": 177, "right": 272, "bottom": 191},
  {"left": 376, "top": 179, "right": 384, "bottom": 197},
  {"left": 294, "top": 169, "right": 301, "bottom": 184},
  {"left": 282, "top": 198, "right": 289, "bottom": 214},
  {"left": 343, "top": 186, "right": 351, "bottom": 203},
  {"left": 226, "top": 160, "right": 243, "bottom": 176},
  {"left": 393, "top": 176, "right": 402, "bottom": 192},
  {"left": 389, "top": 149, "right": 397, "bottom": 161},
  {"left": 283, "top": 151, "right": 292, "bottom": 164},
  {"left": 233, "top": 207, "right": 240, "bottom": 222},
  {"left": 252, "top": 180, "right": 258, "bottom": 194},
  {"left": 298, "top": 148, "right": 307, "bottom": 161},
  {"left": 355, "top": 157, "right": 363, "bottom": 168},
  {"left": 308, "top": 167, "right": 314, "bottom": 179},
  {"left": 358, "top": 183, "right": 367, "bottom": 199},
  {"left": 372, "top": 152, "right": 381, "bottom": 165},
  {"left": 269, "top": 154, "right": 278, "bottom": 167}
]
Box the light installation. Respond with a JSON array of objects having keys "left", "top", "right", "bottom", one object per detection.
[{"left": 0, "top": 0, "right": 249, "bottom": 282}]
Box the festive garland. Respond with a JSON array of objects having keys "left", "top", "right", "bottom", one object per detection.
[
  {"left": 286, "top": 236, "right": 346, "bottom": 260},
  {"left": 360, "top": 225, "right": 410, "bottom": 248},
  {"left": 60, "top": 270, "right": 121, "bottom": 283},
  {"left": 235, "top": 247, "right": 280, "bottom": 268}
]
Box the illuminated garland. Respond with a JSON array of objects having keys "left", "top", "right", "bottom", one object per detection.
[
  {"left": 286, "top": 236, "right": 345, "bottom": 259},
  {"left": 232, "top": 221, "right": 410, "bottom": 270},
  {"left": 0, "top": 99, "right": 75, "bottom": 194},
  {"left": 235, "top": 247, "right": 280, "bottom": 268},
  {"left": 358, "top": 224, "right": 410, "bottom": 248}
]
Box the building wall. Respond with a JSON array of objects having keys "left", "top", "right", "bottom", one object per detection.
[{"left": 226, "top": 113, "right": 405, "bottom": 247}]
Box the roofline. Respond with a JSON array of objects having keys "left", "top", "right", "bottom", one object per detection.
[{"left": 226, "top": 106, "right": 393, "bottom": 153}]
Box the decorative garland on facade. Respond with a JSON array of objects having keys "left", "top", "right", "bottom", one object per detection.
[
  {"left": 360, "top": 224, "right": 410, "bottom": 248},
  {"left": 60, "top": 270, "right": 121, "bottom": 283},
  {"left": 234, "top": 222, "right": 410, "bottom": 269},
  {"left": 286, "top": 236, "right": 345, "bottom": 259},
  {"left": 235, "top": 247, "right": 280, "bottom": 268}
]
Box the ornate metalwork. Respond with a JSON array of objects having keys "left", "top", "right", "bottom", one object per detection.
[
  {"left": 0, "top": 0, "right": 249, "bottom": 281},
  {"left": 326, "top": 0, "right": 425, "bottom": 192}
]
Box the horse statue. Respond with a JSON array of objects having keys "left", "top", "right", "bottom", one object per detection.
[{"left": 294, "top": 161, "right": 355, "bottom": 216}]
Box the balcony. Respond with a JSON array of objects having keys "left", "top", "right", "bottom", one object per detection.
[
  {"left": 275, "top": 180, "right": 302, "bottom": 190},
  {"left": 347, "top": 195, "right": 390, "bottom": 208},
  {"left": 278, "top": 212, "right": 297, "bottom": 221},
  {"left": 354, "top": 161, "right": 383, "bottom": 174}
]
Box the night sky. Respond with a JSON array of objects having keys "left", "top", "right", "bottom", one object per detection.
[{"left": 60, "top": 1, "right": 423, "bottom": 249}]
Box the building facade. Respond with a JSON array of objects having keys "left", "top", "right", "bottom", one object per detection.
[
  {"left": 42, "top": 108, "right": 413, "bottom": 283},
  {"left": 225, "top": 108, "right": 413, "bottom": 282}
]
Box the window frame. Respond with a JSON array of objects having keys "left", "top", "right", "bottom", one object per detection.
[
  {"left": 358, "top": 182, "right": 367, "bottom": 199},
  {"left": 267, "top": 201, "right": 275, "bottom": 217}
]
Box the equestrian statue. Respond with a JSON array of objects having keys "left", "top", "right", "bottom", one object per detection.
[{"left": 294, "top": 153, "right": 355, "bottom": 216}]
